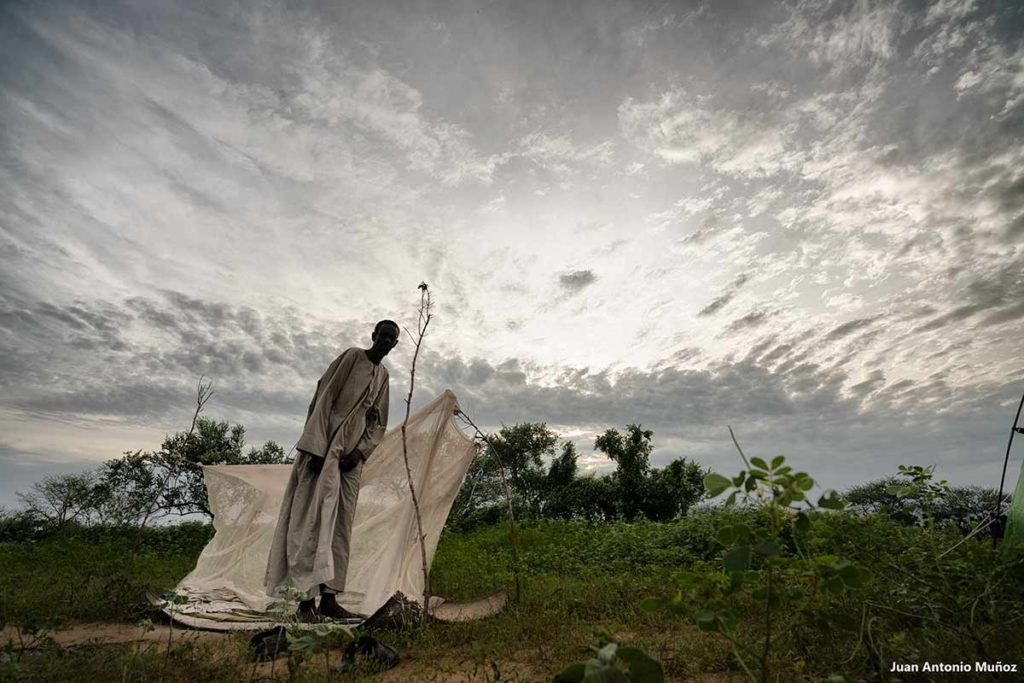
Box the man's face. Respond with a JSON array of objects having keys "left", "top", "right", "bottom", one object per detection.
[{"left": 373, "top": 324, "right": 399, "bottom": 356}]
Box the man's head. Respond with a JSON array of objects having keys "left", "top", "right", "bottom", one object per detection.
[{"left": 370, "top": 319, "right": 400, "bottom": 357}]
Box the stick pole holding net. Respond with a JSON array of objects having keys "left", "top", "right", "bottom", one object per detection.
[{"left": 994, "top": 388, "right": 1024, "bottom": 549}]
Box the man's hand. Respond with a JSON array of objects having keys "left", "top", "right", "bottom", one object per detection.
[
  {"left": 301, "top": 450, "right": 325, "bottom": 476},
  {"left": 340, "top": 448, "right": 364, "bottom": 473}
]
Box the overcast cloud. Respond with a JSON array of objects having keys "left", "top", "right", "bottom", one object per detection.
[{"left": 1, "top": 0, "right": 1022, "bottom": 508}]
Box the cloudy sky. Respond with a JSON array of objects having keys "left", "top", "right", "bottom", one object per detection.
[{"left": 2, "top": 0, "right": 1022, "bottom": 509}]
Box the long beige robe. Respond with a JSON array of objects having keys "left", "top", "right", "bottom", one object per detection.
[{"left": 265, "top": 347, "right": 390, "bottom": 598}]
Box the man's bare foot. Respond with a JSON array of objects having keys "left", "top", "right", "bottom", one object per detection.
[
  {"left": 318, "top": 593, "right": 362, "bottom": 621},
  {"left": 296, "top": 599, "right": 319, "bottom": 623}
]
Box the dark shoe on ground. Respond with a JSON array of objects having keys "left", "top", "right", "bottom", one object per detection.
[
  {"left": 318, "top": 594, "right": 363, "bottom": 621},
  {"left": 250, "top": 626, "right": 289, "bottom": 661},
  {"left": 334, "top": 635, "right": 400, "bottom": 673},
  {"left": 296, "top": 599, "right": 320, "bottom": 623}
]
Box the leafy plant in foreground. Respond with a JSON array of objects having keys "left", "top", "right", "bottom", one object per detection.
[
  {"left": 266, "top": 585, "right": 354, "bottom": 682},
  {"left": 553, "top": 627, "right": 664, "bottom": 683},
  {"left": 641, "top": 428, "right": 867, "bottom": 682},
  {"left": 884, "top": 464, "right": 950, "bottom": 530}
]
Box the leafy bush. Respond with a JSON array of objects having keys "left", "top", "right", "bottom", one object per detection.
[
  {"left": 845, "top": 467, "right": 1003, "bottom": 536},
  {"left": 450, "top": 422, "right": 707, "bottom": 530},
  {"left": 0, "top": 508, "right": 48, "bottom": 543}
]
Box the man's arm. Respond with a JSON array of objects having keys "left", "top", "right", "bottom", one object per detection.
[
  {"left": 296, "top": 349, "right": 358, "bottom": 457},
  {"left": 305, "top": 379, "right": 320, "bottom": 422},
  {"left": 351, "top": 379, "right": 390, "bottom": 464}
]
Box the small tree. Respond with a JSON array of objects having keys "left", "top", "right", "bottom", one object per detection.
[
  {"left": 488, "top": 422, "right": 558, "bottom": 517},
  {"left": 594, "top": 424, "right": 654, "bottom": 521},
  {"left": 543, "top": 442, "right": 579, "bottom": 518},
  {"left": 399, "top": 282, "right": 434, "bottom": 619},
  {"left": 91, "top": 450, "right": 167, "bottom": 525},
  {"left": 641, "top": 458, "right": 707, "bottom": 521},
  {"left": 563, "top": 475, "right": 619, "bottom": 522},
  {"left": 157, "top": 418, "right": 285, "bottom": 517},
  {"left": 16, "top": 472, "right": 100, "bottom": 529},
  {"left": 91, "top": 415, "right": 284, "bottom": 523},
  {"left": 450, "top": 422, "right": 561, "bottom": 523}
]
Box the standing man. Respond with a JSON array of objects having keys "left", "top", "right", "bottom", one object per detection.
[{"left": 266, "top": 320, "right": 398, "bottom": 622}]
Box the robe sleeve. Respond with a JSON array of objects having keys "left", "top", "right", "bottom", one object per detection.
[
  {"left": 305, "top": 380, "right": 320, "bottom": 421},
  {"left": 354, "top": 376, "right": 389, "bottom": 462},
  {"left": 296, "top": 349, "right": 358, "bottom": 458}
]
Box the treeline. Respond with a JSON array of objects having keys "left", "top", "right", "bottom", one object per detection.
[
  {"left": 2, "top": 416, "right": 284, "bottom": 541},
  {"left": 447, "top": 423, "right": 1005, "bottom": 536},
  {"left": 2, "top": 415, "right": 1005, "bottom": 542},
  {"left": 449, "top": 422, "right": 706, "bottom": 530}
]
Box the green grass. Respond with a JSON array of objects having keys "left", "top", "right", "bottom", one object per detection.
[
  {"left": 0, "top": 523, "right": 211, "bottom": 625},
  {"left": 2, "top": 512, "right": 1023, "bottom": 682}
]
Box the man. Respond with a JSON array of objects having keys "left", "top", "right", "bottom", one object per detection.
[{"left": 265, "top": 319, "right": 398, "bottom": 622}]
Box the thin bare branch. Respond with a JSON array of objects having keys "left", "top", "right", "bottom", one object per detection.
[{"left": 399, "top": 284, "right": 434, "bottom": 622}]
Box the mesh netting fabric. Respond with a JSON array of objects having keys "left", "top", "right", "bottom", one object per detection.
[{"left": 174, "top": 389, "right": 476, "bottom": 618}]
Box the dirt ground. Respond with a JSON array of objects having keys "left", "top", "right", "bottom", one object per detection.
[
  {"left": 1, "top": 622, "right": 745, "bottom": 682},
  {"left": 1, "top": 622, "right": 225, "bottom": 648}
]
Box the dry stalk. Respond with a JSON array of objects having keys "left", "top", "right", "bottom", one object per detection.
[{"left": 399, "top": 283, "right": 433, "bottom": 621}]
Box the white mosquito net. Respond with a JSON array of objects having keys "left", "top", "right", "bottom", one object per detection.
[{"left": 169, "top": 389, "right": 478, "bottom": 625}]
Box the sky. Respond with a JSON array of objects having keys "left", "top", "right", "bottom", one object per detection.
[{"left": 1, "top": 0, "right": 1022, "bottom": 510}]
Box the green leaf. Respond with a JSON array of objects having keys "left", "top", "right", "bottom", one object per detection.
[
  {"left": 732, "top": 523, "right": 752, "bottom": 544},
  {"left": 667, "top": 601, "right": 692, "bottom": 617},
  {"left": 553, "top": 662, "right": 587, "bottom": 683},
  {"left": 794, "top": 512, "right": 810, "bottom": 533},
  {"left": 798, "top": 476, "right": 814, "bottom": 491},
  {"left": 725, "top": 491, "right": 738, "bottom": 507},
  {"left": 723, "top": 545, "right": 752, "bottom": 573},
  {"left": 818, "top": 491, "right": 846, "bottom": 510},
  {"left": 717, "top": 609, "right": 738, "bottom": 632},
  {"left": 837, "top": 563, "right": 863, "bottom": 587},
  {"left": 745, "top": 476, "right": 757, "bottom": 492},
  {"left": 617, "top": 647, "right": 665, "bottom": 683},
  {"left": 640, "top": 597, "right": 668, "bottom": 612},
  {"left": 596, "top": 642, "right": 618, "bottom": 665},
  {"left": 695, "top": 609, "right": 718, "bottom": 632},
  {"left": 704, "top": 473, "right": 731, "bottom": 497},
  {"left": 583, "top": 660, "right": 629, "bottom": 683},
  {"left": 825, "top": 673, "right": 855, "bottom": 682},
  {"left": 771, "top": 455, "right": 785, "bottom": 469},
  {"left": 828, "top": 612, "right": 859, "bottom": 632},
  {"left": 822, "top": 575, "right": 845, "bottom": 595},
  {"left": 754, "top": 541, "right": 781, "bottom": 558},
  {"left": 751, "top": 457, "right": 768, "bottom": 470},
  {"left": 715, "top": 527, "right": 736, "bottom": 546}
]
